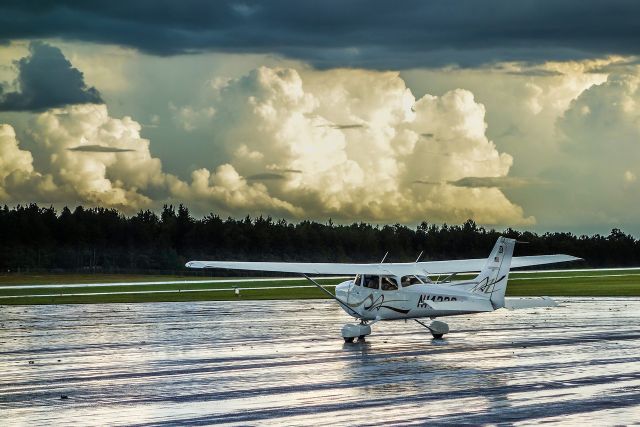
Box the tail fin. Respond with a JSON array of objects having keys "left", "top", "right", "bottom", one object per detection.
[{"left": 472, "top": 237, "right": 516, "bottom": 309}]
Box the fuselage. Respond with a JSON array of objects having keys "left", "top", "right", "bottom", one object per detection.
[{"left": 335, "top": 278, "right": 494, "bottom": 321}]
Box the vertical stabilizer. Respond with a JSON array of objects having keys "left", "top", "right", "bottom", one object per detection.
[{"left": 472, "top": 237, "right": 516, "bottom": 309}]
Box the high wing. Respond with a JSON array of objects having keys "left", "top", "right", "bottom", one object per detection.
[{"left": 186, "top": 254, "right": 580, "bottom": 276}]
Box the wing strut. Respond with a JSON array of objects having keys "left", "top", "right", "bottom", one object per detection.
[
  {"left": 302, "top": 274, "right": 362, "bottom": 319},
  {"left": 414, "top": 318, "right": 431, "bottom": 330}
]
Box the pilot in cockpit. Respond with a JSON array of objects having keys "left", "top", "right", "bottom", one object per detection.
[{"left": 401, "top": 275, "right": 432, "bottom": 287}]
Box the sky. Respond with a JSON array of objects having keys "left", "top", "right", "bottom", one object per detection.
[{"left": 1, "top": 1, "right": 640, "bottom": 235}]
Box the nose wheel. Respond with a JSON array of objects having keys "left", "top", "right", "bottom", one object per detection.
[{"left": 342, "top": 322, "right": 372, "bottom": 342}]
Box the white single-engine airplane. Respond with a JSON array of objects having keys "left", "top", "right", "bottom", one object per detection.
[{"left": 186, "top": 237, "right": 580, "bottom": 342}]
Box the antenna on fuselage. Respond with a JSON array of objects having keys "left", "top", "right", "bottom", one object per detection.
[
  {"left": 415, "top": 251, "right": 424, "bottom": 263},
  {"left": 380, "top": 252, "right": 389, "bottom": 263}
]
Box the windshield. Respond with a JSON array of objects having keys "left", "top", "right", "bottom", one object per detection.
[{"left": 416, "top": 275, "right": 432, "bottom": 284}]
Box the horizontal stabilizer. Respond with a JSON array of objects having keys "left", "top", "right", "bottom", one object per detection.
[
  {"left": 504, "top": 296, "right": 558, "bottom": 310},
  {"left": 511, "top": 255, "right": 582, "bottom": 269}
]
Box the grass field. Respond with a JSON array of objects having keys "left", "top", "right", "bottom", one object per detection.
[{"left": 1, "top": 269, "right": 639, "bottom": 305}]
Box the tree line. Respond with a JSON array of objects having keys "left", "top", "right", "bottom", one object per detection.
[{"left": 0, "top": 204, "right": 638, "bottom": 274}]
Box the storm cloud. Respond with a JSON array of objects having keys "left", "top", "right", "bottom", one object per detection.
[
  {"left": 0, "top": 42, "right": 102, "bottom": 111},
  {"left": 2, "top": 1, "right": 640, "bottom": 68}
]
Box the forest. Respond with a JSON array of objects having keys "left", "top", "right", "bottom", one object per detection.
[{"left": 1, "top": 204, "right": 639, "bottom": 274}]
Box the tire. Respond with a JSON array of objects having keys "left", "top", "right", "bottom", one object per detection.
[
  {"left": 358, "top": 335, "right": 366, "bottom": 340},
  {"left": 432, "top": 333, "right": 444, "bottom": 339},
  {"left": 344, "top": 337, "right": 355, "bottom": 343}
]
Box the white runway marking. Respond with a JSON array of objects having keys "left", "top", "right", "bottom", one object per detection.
[
  {"left": 2, "top": 270, "right": 640, "bottom": 292},
  {"left": 516, "top": 266, "right": 640, "bottom": 273},
  {"left": 2, "top": 272, "right": 639, "bottom": 299},
  {"left": 511, "top": 273, "right": 640, "bottom": 281},
  {"left": 0, "top": 284, "right": 338, "bottom": 299},
  {"left": 0, "top": 276, "right": 346, "bottom": 290}
]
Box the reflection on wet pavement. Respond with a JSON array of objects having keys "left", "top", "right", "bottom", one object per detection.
[{"left": 1, "top": 298, "right": 640, "bottom": 425}]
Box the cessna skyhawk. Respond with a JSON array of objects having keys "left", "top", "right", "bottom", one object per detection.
[{"left": 186, "top": 237, "right": 580, "bottom": 342}]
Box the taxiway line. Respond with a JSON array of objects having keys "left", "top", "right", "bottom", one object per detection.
[
  {"left": 0, "top": 284, "right": 338, "bottom": 299},
  {"left": 0, "top": 276, "right": 346, "bottom": 290},
  {"left": 510, "top": 273, "right": 640, "bottom": 281},
  {"left": 2, "top": 272, "right": 640, "bottom": 291},
  {"left": 3, "top": 272, "right": 640, "bottom": 298}
]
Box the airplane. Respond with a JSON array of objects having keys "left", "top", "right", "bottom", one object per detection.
[{"left": 186, "top": 237, "right": 581, "bottom": 342}]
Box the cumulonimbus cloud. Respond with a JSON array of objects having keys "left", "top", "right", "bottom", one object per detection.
[
  {"left": 0, "top": 124, "right": 35, "bottom": 200},
  {"left": 0, "top": 66, "right": 535, "bottom": 226},
  {"left": 175, "top": 66, "right": 534, "bottom": 225},
  {"left": 543, "top": 72, "right": 640, "bottom": 227}
]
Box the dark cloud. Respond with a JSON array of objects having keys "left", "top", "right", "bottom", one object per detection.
[
  {"left": 0, "top": 41, "right": 102, "bottom": 111},
  {"left": 316, "top": 123, "right": 365, "bottom": 130},
  {"left": 585, "top": 57, "right": 640, "bottom": 74},
  {"left": 68, "top": 145, "right": 135, "bottom": 153},
  {"left": 413, "top": 176, "right": 547, "bottom": 188},
  {"left": 246, "top": 173, "right": 286, "bottom": 181},
  {"left": 247, "top": 168, "right": 304, "bottom": 180},
  {"left": 2, "top": 1, "right": 640, "bottom": 68},
  {"left": 504, "top": 69, "right": 564, "bottom": 77},
  {"left": 449, "top": 176, "right": 548, "bottom": 189},
  {"left": 333, "top": 124, "right": 365, "bottom": 130},
  {"left": 268, "top": 168, "right": 302, "bottom": 174}
]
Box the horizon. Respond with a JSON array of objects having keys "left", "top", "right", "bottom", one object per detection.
[{"left": 1, "top": 202, "right": 637, "bottom": 240}]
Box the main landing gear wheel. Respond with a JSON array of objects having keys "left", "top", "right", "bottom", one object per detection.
[
  {"left": 415, "top": 319, "right": 450, "bottom": 340},
  {"left": 341, "top": 323, "right": 372, "bottom": 343},
  {"left": 428, "top": 320, "right": 449, "bottom": 339}
]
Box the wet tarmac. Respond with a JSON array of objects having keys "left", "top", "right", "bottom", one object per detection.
[{"left": 1, "top": 298, "right": 640, "bottom": 426}]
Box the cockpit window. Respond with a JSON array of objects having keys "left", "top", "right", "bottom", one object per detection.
[
  {"left": 401, "top": 275, "right": 432, "bottom": 287},
  {"left": 381, "top": 276, "right": 398, "bottom": 291},
  {"left": 363, "top": 275, "right": 380, "bottom": 289}
]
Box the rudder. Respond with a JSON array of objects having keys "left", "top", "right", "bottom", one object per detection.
[{"left": 472, "top": 237, "right": 516, "bottom": 309}]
